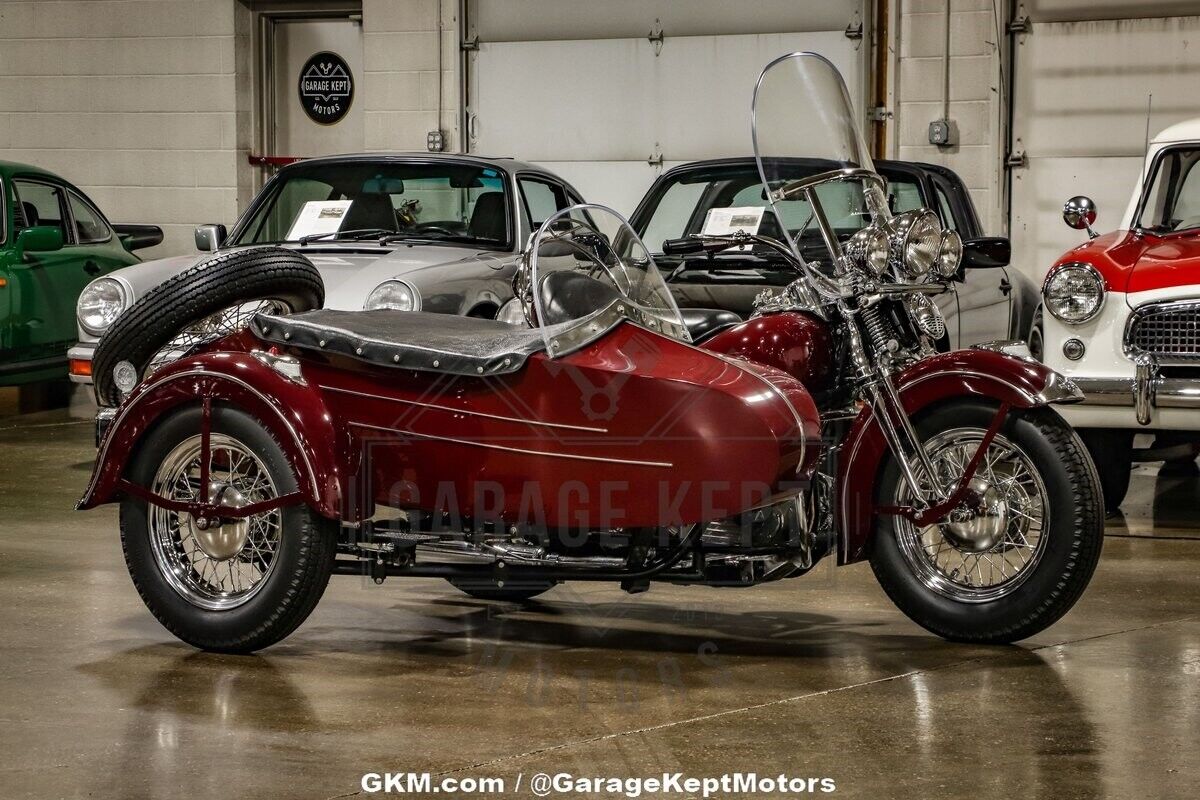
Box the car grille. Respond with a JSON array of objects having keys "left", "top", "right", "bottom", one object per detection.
[{"left": 1128, "top": 301, "right": 1200, "bottom": 362}]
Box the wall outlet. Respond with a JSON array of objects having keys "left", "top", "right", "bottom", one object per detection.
[{"left": 928, "top": 118, "right": 957, "bottom": 147}]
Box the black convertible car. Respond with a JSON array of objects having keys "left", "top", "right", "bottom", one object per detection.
[{"left": 629, "top": 158, "right": 1036, "bottom": 349}]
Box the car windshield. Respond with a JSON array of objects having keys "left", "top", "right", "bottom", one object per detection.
[
  {"left": 232, "top": 161, "right": 512, "bottom": 249},
  {"left": 1137, "top": 146, "right": 1200, "bottom": 233},
  {"left": 637, "top": 162, "right": 926, "bottom": 257}
]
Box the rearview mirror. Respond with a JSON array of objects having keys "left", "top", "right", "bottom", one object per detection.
[
  {"left": 1062, "top": 196, "right": 1099, "bottom": 238},
  {"left": 194, "top": 223, "right": 227, "bottom": 252},
  {"left": 15, "top": 226, "right": 64, "bottom": 256},
  {"left": 961, "top": 236, "right": 1010, "bottom": 270}
]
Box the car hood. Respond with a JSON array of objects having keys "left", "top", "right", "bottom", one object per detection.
[
  {"left": 1054, "top": 229, "right": 1200, "bottom": 299},
  {"left": 303, "top": 245, "right": 509, "bottom": 309},
  {"left": 107, "top": 243, "right": 510, "bottom": 311}
]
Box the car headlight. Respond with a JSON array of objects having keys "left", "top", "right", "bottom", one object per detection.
[
  {"left": 845, "top": 225, "right": 890, "bottom": 277},
  {"left": 495, "top": 297, "right": 528, "bottom": 326},
  {"left": 1043, "top": 263, "right": 1104, "bottom": 323},
  {"left": 364, "top": 280, "right": 419, "bottom": 311},
  {"left": 935, "top": 230, "right": 963, "bottom": 279},
  {"left": 77, "top": 278, "right": 129, "bottom": 336},
  {"left": 889, "top": 209, "right": 942, "bottom": 279}
]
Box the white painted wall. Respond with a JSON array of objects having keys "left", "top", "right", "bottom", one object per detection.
[
  {"left": 894, "top": 0, "right": 1006, "bottom": 234},
  {"left": 361, "top": 0, "right": 460, "bottom": 154},
  {"left": 0, "top": 0, "right": 244, "bottom": 258},
  {"left": 0, "top": 0, "right": 459, "bottom": 259}
]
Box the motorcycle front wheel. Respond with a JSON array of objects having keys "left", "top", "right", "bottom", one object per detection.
[
  {"left": 869, "top": 400, "right": 1104, "bottom": 643},
  {"left": 120, "top": 404, "right": 337, "bottom": 653}
]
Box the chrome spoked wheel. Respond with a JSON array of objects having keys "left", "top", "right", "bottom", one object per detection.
[
  {"left": 894, "top": 428, "right": 1049, "bottom": 603},
  {"left": 148, "top": 433, "right": 282, "bottom": 610},
  {"left": 146, "top": 299, "right": 290, "bottom": 377}
]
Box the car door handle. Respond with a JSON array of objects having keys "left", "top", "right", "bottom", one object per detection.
[
  {"left": 999, "top": 278, "right": 1012, "bottom": 296},
  {"left": 84, "top": 261, "right": 101, "bottom": 276}
]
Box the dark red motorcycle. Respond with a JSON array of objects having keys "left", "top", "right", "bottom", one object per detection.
[{"left": 79, "top": 53, "right": 1103, "bottom": 652}]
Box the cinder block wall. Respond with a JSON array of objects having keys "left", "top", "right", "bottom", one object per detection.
[
  {"left": 0, "top": 0, "right": 244, "bottom": 258},
  {"left": 362, "top": 0, "right": 459, "bottom": 153},
  {"left": 0, "top": 0, "right": 460, "bottom": 259},
  {"left": 895, "top": 0, "right": 1006, "bottom": 233}
]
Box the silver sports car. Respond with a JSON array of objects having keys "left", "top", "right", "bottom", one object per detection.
[{"left": 70, "top": 152, "right": 585, "bottom": 384}]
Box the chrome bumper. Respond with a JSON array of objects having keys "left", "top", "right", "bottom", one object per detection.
[{"left": 1072, "top": 355, "right": 1200, "bottom": 425}]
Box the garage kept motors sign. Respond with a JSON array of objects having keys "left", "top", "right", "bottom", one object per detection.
[{"left": 298, "top": 51, "right": 354, "bottom": 125}]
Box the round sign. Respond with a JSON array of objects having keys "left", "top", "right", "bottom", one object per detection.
[{"left": 297, "top": 51, "right": 354, "bottom": 125}]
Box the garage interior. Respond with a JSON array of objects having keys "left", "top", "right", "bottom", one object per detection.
[{"left": 2, "top": 1, "right": 1200, "bottom": 798}]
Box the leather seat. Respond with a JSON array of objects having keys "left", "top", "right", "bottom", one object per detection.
[
  {"left": 341, "top": 193, "right": 398, "bottom": 232},
  {"left": 469, "top": 192, "right": 506, "bottom": 241},
  {"left": 681, "top": 308, "right": 742, "bottom": 342}
]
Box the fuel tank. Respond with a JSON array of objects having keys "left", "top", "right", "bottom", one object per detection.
[
  {"left": 294, "top": 323, "right": 823, "bottom": 530},
  {"left": 701, "top": 311, "right": 835, "bottom": 393}
]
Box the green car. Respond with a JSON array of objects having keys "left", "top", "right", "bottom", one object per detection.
[{"left": 1, "top": 161, "right": 161, "bottom": 386}]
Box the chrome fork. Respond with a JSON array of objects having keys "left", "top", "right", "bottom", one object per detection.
[{"left": 843, "top": 307, "right": 948, "bottom": 507}]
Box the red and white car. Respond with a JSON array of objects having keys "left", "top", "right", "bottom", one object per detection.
[{"left": 1036, "top": 118, "right": 1200, "bottom": 512}]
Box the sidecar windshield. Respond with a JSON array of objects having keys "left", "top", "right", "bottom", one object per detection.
[
  {"left": 529, "top": 204, "right": 689, "bottom": 357},
  {"left": 753, "top": 53, "right": 885, "bottom": 251}
]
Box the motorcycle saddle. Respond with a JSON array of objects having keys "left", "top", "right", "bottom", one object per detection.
[{"left": 251, "top": 309, "right": 558, "bottom": 376}]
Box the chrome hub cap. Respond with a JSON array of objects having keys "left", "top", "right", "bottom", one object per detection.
[
  {"left": 942, "top": 478, "right": 1009, "bottom": 552},
  {"left": 895, "top": 428, "right": 1048, "bottom": 603},
  {"left": 148, "top": 434, "right": 282, "bottom": 610},
  {"left": 186, "top": 484, "right": 251, "bottom": 561}
]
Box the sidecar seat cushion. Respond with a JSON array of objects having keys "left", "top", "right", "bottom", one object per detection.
[{"left": 252, "top": 309, "right": 560, "bottom": 376}]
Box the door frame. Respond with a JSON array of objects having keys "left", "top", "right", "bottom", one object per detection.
[{"left": 245, "top": 1, "right": 363, "bottom": 192}]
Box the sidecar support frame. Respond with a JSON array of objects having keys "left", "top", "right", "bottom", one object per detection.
[
  {"left": 332, "top": 524, "right": 714, "bottom": 583},
  {"left": 112, "top": 397, "right": 306, "bottom": 521}
]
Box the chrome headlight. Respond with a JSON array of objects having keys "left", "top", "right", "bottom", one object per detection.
[
  {"left": 365, "top": 280, "right": 419, "bottom": 311},
  {"left": 935, "top": 230, "right": 963, "bottom": 279},
  {"left": 77, "top": 278, "right": 129, "bottom": 336},
  {"left": 1043, "top": 263, "right": 1104, "bottom": 324},
  {"left": 844, "top": 225, "right": 890, "bottom": 277},
  {"left": 889, "top": 209, "right": 942, "bottom": 279},
  {"left": 495, "top": 297, "right": 528, "bottom": 327}
]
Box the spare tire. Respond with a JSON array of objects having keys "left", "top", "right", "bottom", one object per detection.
[{"left": 93, "top": 247, "right": 324, "bottom": 407}]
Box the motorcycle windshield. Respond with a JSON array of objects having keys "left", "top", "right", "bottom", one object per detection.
[
  {"left": 753, "top": 52, "right": 885, "bottom": 248},
  {"left": 530, "top": 204, "right": 690, "bottom": 358}
]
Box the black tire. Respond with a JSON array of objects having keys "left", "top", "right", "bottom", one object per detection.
[
  {"left": 120, "top": 404, "right": 337, "bottom": 653},
  {"left": 1028, "top": 307, "right": 1044, "bottom": 362},
  {"left": 448, "top": 577, "right": 556, "bottom": 602},
  {"left": 869, "top": 401, "right": 1104, "bottom": 644},
  {"left": 93, "top": 247, "right": 323, "bottom": 406},
  {"left": 1076, "top": 428, "right": 1133, "bottom": 514}
]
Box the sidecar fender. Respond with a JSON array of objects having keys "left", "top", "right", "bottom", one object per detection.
[
  {"left": 77, "top": 351, "right": 348, "bottom": 520},
  {"left": 836, "top": 348, "right": 1082, "bottom": 564}
]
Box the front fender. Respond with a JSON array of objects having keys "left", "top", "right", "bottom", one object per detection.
[
  {"left": 77, "top": 351, "right": 350, "bottom": 520},
  {"left": 836, "top": 348, "right": 1081, "bottom": 564}
]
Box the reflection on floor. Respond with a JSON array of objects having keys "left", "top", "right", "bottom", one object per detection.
[{"left": 0, "top": 397, "right": 1197, "bottom": 799}]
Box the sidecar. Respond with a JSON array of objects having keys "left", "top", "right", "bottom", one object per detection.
[{"left": 80, "top": 206, "right": 822, "bottom": 538}]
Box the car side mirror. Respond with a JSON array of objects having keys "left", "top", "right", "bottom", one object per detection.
[
  {"left": 15, "top": 226, "right": 64, "bottom": 257},
  {"left": 195, "top": 223, "right": 227, "bottom": 252},
  {"left": 1062, "top": 196, "right": 1099, "bottom": 239},
  {"left": 961, "top": 236, "right": 1010, "bottom": 271},
  {"left": 114, "top": 224, "right": 164, "bottom": 252}
]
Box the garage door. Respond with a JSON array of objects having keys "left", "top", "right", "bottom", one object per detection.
[
  {"left": 1009, "top": 6, "right": 1200, "bottom": 283},
  {"left": 465, "top": 0, "right": 867, "bottom": 215}
]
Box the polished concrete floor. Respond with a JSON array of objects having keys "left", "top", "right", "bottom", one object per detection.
[{"left": 1, "top": 389, "right": 1198, "bottom": 799}]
